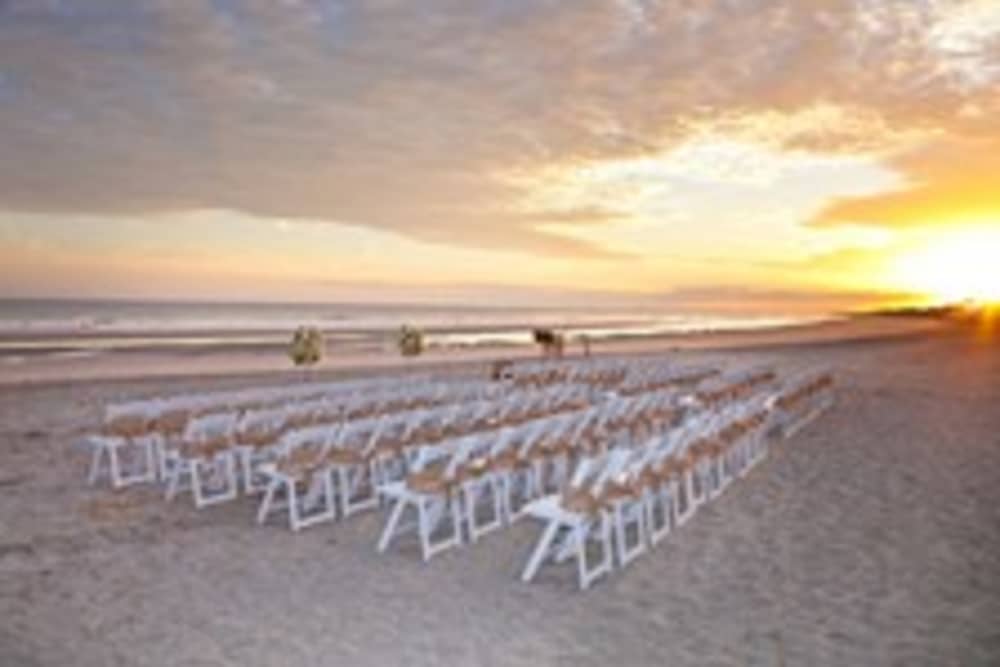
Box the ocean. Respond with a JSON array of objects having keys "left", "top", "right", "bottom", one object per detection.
[{"left": 0, "top": 298, "right": 825, "bottom": 360}]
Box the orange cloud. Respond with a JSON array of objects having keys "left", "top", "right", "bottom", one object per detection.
[{"left": 811, "top": 136, "right": 1000, "bottom": 229}]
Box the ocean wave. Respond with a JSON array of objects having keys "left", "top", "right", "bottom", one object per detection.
[{"left": 0, "top": 300, "right": 832, "bottom": 352}]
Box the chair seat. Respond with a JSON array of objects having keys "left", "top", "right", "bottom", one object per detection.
[
  {"left": 602, "top": 481, "right": 641, "bottom": 504},
  {"left": 153, "top": 411, "right": 189, "bottom": 436},
  {"left": 104, "top": 416, "right": 151, "bottom": 439},
  {"left": 276, "top": 448, "right": 324, "bottom": 478},
  {"left": 240, "top": 430, "right": 277, "bottom": 448},
  {"left": 489, "top": 449, "right": 520, "bottom": 471},
  {"left": 406, "top": 462, "right": 453, "bottom": 495},
  {"left": 458, "top": 457, "right": 491, "bottom": 481},
  {"left": 325, "top": 448, "right": 368, "bottom": 466},
  {"left": 560, "top": 488, "right": 602, "bottom": 516},
  {"left": 187, "top": 436, "right": 232, "bottom": 459}
]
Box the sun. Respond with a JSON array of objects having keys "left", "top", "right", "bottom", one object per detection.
[{"left": 889, "top": 227, "right": 1000, "bottom": 304}]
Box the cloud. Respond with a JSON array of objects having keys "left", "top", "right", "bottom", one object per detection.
[
  {"left": 0, "top": 0, "right": 997, "bottom": 258},
  {"left": 659, "top": 284, "right": 919, "bottom": 314},
  {"left": 810, "top": 133, "right": 1000, "bottom": 229}
]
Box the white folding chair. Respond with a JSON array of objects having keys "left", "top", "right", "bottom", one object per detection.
[
  {"left": 520, "top": 450, "right": 629, "bottom": 590},
  {"left": 164, "top": 412, "right": 240, "bottom": 508},
  {"left": 376, "top": 436, "right": 476, "bottom": 561},
  {"left": 255, "top": 424, "right": 339, "bottom": 530}
]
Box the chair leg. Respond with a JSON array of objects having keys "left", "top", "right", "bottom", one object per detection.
[
  {"left": 550, "top": 457, "right": 568, "bottom": 489},
  {"left": 108, "top": 445, "right": 123, "bottom": 488},
  {"left": 492, "top": 478, "right": 504, "bottom": 529},
  {"left": 223, "top": 452, "right": 238, "bottom": 499},
  {"left": 691, "top": 464, "right": 707, "bottom": 507},
  {"left": 107, "top": 439, "right": 157, "bottom": 488},
  {"left": 450, "top": 494, "right": 462, "bottom": 549},
  {"left": 648, "top": 488, "right": 672, "bottom": 545},
  {"left": 614, "top": 503, "right": 646, "bottom": 567},
  {"left": 676, "top": 472, "right": 697, "bottom": 526},
  {"left": 418, "top": 495, "right": 462, "bottom": 561},
  {"left": 466, "top": 478, "right": 504, "bottom": 543},
  {"left": 521, "top": 520, "right": 560, "bottom": 583},
  {"left": 239, "top": 448, "right": 257, "bottom": 495},
  {"left": 143, "top": 438, "right": 157, "bottom": 483},
  {"left": 498, "top": 474, "right": 514, "bottom": 524},
  {"left": 191, "top": 453, "right": 239, "bottom": 509},
  {"left": 507, "top": 471, "right": 533, "bottom": 523},
  {"left": 191, "top": 460, "right": 206, "bottom": 508},
  {"left": 153, "top": 437, "right": 169, "bottom": 482},
  {"left": 340, "top": 464, "right": 379, "bottom": 518},
  {"left": 577, "top": 518, "right": 612, "bottom": 591},
  {"left": 87, "top": 443, "right": 107, "bottom": 485},
  {"left": 287, "top": 481, "right": 302, "bottom": 531},
  {"left": 290, "top": 472, "right": 336, "bottom": 530},
  {"left": 417, "top": 498, "right": 433, "bottom": 561},
  {"left": 711, "top": 456, "right": 726, "bottom": 498},
  {"left": 575, "top": 524, "right": 591, "bottom": 590},
  {"left": 464, "top": 485, "right": 479, "bottom": 543},
  {"left": 165, "top": 459, "right": 186, "bottom": 501},
  {"left": 377, "top": 497, "right": 408, "bottom": 553},
  {"left": 531, "top": 460, "right": 546, "bottom": 496},
  {"left": 257, "top": 478, "right": 280, "bottom": 524},
  {"left": 598, "top": 513, "right": 614, "bottom": 577},
  {"left": 122, "top": 437, "right": 156, "bottom": 486}
]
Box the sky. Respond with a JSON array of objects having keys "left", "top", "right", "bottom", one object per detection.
[{"left": 0, "top": 0, "right": 998, "bottom": 311}]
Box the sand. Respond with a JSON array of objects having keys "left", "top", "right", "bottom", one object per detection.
[{"left": 1, "top": 316, "right": 998, "bottom": 666}]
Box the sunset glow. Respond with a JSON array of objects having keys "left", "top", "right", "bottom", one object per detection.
[
  {"left": 889, "top": 228, "right": 1000, "bottom": 304},
  {"left": 0, "top": 1, "right": 998, "bottom": 313}
]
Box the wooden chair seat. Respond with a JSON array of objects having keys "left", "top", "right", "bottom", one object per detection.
[
  {"left": 240, "top": 430, "right": 276, "bottom": 448},
  {"left": 489, "top": 449, "right": 520, "bottom": 471},
  {"left": 277, "top": 448, "right": 324, "bottom": 478},
  {"left": 105, "top": 415, "right": 151, "bottom": 439},
  {"left": 560, "top": 487, "right": 602, "bottom": 516},
  {"left": 653, "top": 459, "right": 686, "bottom": 481},
  {"left": 406, "top": 461, "right": 454, "bottom": 495},
  {"left": 153, "top": 410, "right": 189, "bottom": 436},
  {"left": 602, "top": 479, "right": 642, "bottom": 504},
  {"left": 188, "top": 436, "right": 232, "bottom": 459},
  {"left": 375, "top": 438, "right": 407, "bottom": 457},
  {"left": 457, "top": 457, "right": 491, "bottom": 481},
  {"left": 325, "top": 448, "right": 368, "bottom": 466}
]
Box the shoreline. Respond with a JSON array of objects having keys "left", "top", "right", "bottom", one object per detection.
[
  {"left": 0, "top": 313, "right": 953, "bottom": 388},
  {"left": 0, "top": 313, "right": 828, "bottom": 353}
]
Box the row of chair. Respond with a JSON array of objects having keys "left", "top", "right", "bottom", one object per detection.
[
  {"left": 516, "top": 369, "right": 837, "bottom": 589},
  {"left": 373, "top": 368, "right": 771, "bottom": 563},
  {"left": 86, "top": 378, "right": 505, "bottom": 490},
  {"left": 101, "top": 371, "right": 455, "bottom": 437},
  {"left": 770, "top": 370, "right": 836, "bottom": 438},
  {"left": 85, "top": 359, "right": 716, "bottom": 491},
  {"left": 374, "top": 385, "right": 696, "bottom": 560},
  {"left": 520, "top": 391, "right": 776, "bottom": 589},
  {"left": 253, "top": 383, "right": 598, "bottom": 530}
]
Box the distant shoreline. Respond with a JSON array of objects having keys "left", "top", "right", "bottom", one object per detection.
[
  {"left": 0, "top": 315, "right": 834, "bottom": 358},
  {"left": 0, "top": 313, "right": 954, "bottom": 387}
]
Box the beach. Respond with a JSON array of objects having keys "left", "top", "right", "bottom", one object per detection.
[
  {"left": 1, "top": 315, "right": 998, "bottom": 666},
  {"left": 0, "top": 313, "right": 947, "bottom": 386}
]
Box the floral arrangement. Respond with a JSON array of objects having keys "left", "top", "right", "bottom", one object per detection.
[
  {"left": 397, "top": 324, "right": 425, "bottom": 357},
  {"left": 289, "top": 326, "right": 324, "bottom": 367}
]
